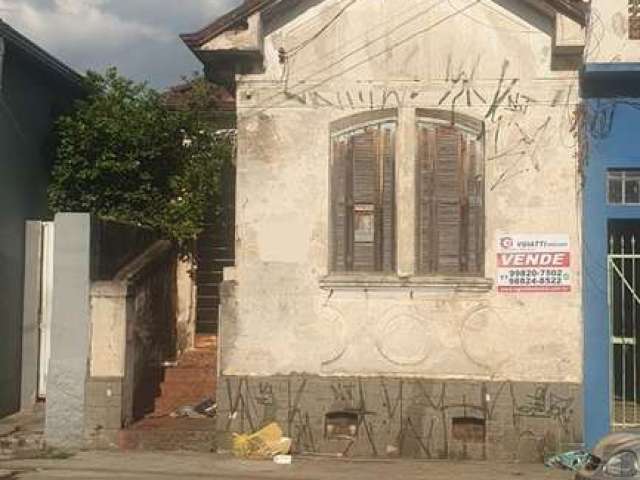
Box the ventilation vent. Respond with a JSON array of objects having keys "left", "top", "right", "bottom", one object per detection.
[
  {"left": 452, "top": 417, "right": 486, "bottom": 443},
  {"left": 325, "top": 411, "right": 359, "bottom": 439}
]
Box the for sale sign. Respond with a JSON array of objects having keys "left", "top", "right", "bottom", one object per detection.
[{"left": 496, "top": 234, "right": 571, "bottom": 293}]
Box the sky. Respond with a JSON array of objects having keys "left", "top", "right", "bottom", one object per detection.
[{"left": 0, "top": 0, "right": 243, "bottom": 89}]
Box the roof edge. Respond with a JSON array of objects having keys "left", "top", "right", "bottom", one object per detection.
[
  {"left": 180, "top": 0, "right": 277, "bottom": 49},
  {"left": 181, "top": 0, "right": 588, "bottom": 52},
  {"left": 0, "top": 19, "right": 84, "bottom": 90},
  {"left": 544, "top": 0, "right": 588, "bottom": 26}
]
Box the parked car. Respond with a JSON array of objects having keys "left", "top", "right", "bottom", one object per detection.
[{"left": 577, "top": 433, "right": 640, "bottom": 479}]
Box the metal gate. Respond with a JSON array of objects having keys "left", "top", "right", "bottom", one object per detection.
[{"left": 608, "top": 234, "right": 640, "bottom": 429}]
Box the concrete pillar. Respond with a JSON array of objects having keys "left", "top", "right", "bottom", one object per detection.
[
  {"left": 395, "top": 107, "right": 416, "bottom": 276},
  {"left": 45, "top": 213, "right": 91, "bottom": 448}
]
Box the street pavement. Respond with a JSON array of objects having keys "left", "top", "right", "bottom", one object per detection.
[{"left": 0, "top": 451, "right": 575, "bottom": 480}]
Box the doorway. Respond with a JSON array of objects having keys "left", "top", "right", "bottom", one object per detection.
[{"left": 608, "top": 219, "right": 640, "bottom": 429}]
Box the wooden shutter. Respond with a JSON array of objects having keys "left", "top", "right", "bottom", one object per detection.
[
  {"left": 631, "top": 0, "right": 640, "bottom": 40},
  {"left": 381, "top": 125, "right": 396, "bottom": 272},
  {"left": 351, "top": 128, "right": 378, "bottom": 271},
  {"left": 330, "top": 122, "right": 396, "bottom": 273},
  {"left": 417, "top": 123, "right": 484, "bottom": 275},
  {"left": 466, "top": 138, "right": 484, "bottom": 274},
  {"left": 331, "top": 136, "right": 349, "bottom": 271}
]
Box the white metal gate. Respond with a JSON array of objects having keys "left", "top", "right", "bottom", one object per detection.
[
  {"left": 608, "top": 234, "right": 640, "bottom": 429},
  {"left": 37, "top": 222, "right": 54, "bottom": 398}
]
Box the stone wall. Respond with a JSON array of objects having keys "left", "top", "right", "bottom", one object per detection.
[{"left": 217, "top": 375, "right": 582, "bottom": 462}]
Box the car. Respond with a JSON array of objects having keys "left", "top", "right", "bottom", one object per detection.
[{"left": 576, "top": 433, "right": 640, "bottom": 479}]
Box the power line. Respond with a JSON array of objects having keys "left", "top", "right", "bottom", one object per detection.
[
  {"left": 247, "top": 0, "right": 479, "bottom": 117},
  {"left": 285, "top": 0, "right": 359, "bottom": 59}
]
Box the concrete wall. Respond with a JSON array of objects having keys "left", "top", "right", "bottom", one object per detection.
[
  {"left": 45, "top": 214, "right": 92, "bottom": 448},
  {"left": 222, "top": 0, "right": 583, "bottom": 385},
  {"left": 44, "top": 215, "right": 180, "bottom": 449},
  {"left": 217, "top": 374, "right": 582, "bottom": 461},
  {"left": 587, "top": 0, "right": 640, "bottom": 63},
  {"left": 583, "top": 101, "right": 640, "bottom": 447},
  {"left": 0, "top": 40, "right": 78, "bottom": 418},
  {"left": 86, "top": 240, "right": 177, "bottom": 448}
]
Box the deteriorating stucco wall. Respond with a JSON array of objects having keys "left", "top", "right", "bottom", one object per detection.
[
  {"left": 587, "top": 0, "right": 640, "bottom": 63},
  {"left": 225, "top": 0, "right": 582, "bottom": 384},
  {"left": 217, "top": 375, "right": 582, "bottom": 461},
  {"left": 45, "top": 216, "right": 178, "bottom": 449},
  {"left": 85, "top": 240, "right": 177, "bottom": 448}
]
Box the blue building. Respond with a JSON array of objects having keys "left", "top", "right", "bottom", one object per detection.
[
  {"left": 0, "top": 20, "right": 83, "bottom": 418},
  {"left": 582, "top": 0, "right": 640, "bottom": 446}
]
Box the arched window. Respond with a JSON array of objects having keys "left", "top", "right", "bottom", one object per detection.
[
  {"left": 415, "top": 109, "right": 485, "bottom": 276},
  {"left": 330, "top": 110, "right": 397, "bottom": 273}
]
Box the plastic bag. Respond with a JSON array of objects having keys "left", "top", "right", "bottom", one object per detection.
[
  {"left": 232, "top": 423, "right": 292, "bottom": 459},
  {"left": 545, "top": 450, "right": 593, "bottom": 471}
]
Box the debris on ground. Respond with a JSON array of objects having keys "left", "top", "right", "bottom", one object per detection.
[
  {"left": 169, "top": 398, "right": 216, "bottom": 418},
  {"left": 273, "top": 454, "right": 292, "bottom": 465},
  {"left": 545, "top": 450, "right": 594, "bottom": 471},
  {"left": 194, "top": 398, "right": 216, "bottom": 417},
  {"left": 232, "top": 423, "right": 292, "bottom": 460}
]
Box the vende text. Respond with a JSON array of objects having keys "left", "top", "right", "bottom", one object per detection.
[{"left": 497, "top": 252, "right": 570, "bottom": 268}]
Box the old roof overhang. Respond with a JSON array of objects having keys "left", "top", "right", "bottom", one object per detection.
[
  {"left": 181, "top": 0, "right": 589, "bottom": 84},
  {"left": 0, "top": 19, "right": 84, "bottom": 91},
  {"left": 181, "top": 0, "right": 588, "bottom": 49}
]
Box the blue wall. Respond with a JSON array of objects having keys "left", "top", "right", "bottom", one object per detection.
[
  {"left": 583, "top": 99, "right": 640, "bottom": 447},
  {"left": 0, "top": 44, "right": 79, "bottom": 417}
]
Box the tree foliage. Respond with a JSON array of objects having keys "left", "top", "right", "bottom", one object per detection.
[{"left": 48, "top": 68, "right": 231, "bottom": 254}]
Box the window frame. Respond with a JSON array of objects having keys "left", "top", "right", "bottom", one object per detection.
[
  {"left": 414, "top": 109, "right": 486, "bottom": 278},
  {"left": 328, "top": 109, "right": 398, "bottom": 274},
  {"left": 608, "top": 169, "right": 640, "bottom": 206},
  {"left": 325, "top": 108, "right": 489, "bottom": 286}
]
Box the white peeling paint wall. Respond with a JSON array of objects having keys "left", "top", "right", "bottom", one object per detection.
[
  {"left": 224, "top": 0, "right": 582, "bottom": 383},
  {"left": 587, "top": 0, "right": 640, "bottom": 63}
]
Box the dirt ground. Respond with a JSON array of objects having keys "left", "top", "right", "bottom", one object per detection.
[{"left": 0, "top": 451, "right": 575, "bottom": 480}]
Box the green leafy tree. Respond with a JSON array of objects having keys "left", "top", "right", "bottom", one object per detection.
[{"left": 48, "top": 67, "right": 231, "bottom": 255}]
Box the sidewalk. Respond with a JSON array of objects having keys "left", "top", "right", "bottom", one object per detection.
[{"left": 0, "top": 451, "right": 574, "bottom": 480}]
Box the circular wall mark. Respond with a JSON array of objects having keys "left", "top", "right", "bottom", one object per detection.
[
  {"left": 460, "top": 306, "right": 512, "bottom": 371},
  {"left": 376, "top": 310, "right": 431, "bottom": 366}
]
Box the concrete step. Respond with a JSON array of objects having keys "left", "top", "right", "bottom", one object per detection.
[
  {"left": 159, "top": 384, "right": 216, "bottom": 400},
  {"left": 164, "top": 368, "right": 216, "bottom": 384}
]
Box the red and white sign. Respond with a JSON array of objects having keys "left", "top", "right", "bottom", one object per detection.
[{"left": 496, "top": 234, "right": 571, "bottom": 293}]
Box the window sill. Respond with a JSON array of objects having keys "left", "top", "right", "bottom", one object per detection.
[{"left": 320, "top": 274, "right": 494, "bottom": 293}]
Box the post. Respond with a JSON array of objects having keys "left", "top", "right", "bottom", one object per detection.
[{"left": 45, "top": 213, "right": 92, "bottom": 448}]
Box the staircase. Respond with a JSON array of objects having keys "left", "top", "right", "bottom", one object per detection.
[{"left": 120, "top": 335, "right": 217, "bottom": 452}]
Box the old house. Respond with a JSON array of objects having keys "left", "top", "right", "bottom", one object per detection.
[
  {"left": 0, "top": 20, "right": 83, "bottom": 419},
  {"left": 581, "top": 0, "right": 640, "bottom": 449},
  {"left": 182, "top": 0, "right": 589, "bottom": 460}
]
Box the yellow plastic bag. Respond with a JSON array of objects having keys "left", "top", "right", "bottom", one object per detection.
[{"left": 232, "top": 423, "right": 292, "bottom": 459}]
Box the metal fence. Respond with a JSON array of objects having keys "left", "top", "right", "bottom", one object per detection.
[{"left": 609, "top": 234, "right": 640, "bottom": 429}]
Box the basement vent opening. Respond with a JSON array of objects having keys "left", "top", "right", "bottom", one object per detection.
[
  {"left": 452, "top": 417, "right": 486, "bottom": 443},
  {"left": 325, "top": 411, "right": 359, "bottom": 439}
]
